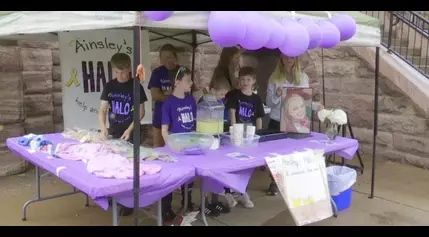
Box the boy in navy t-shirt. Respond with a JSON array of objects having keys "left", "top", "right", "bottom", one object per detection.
[
  {"left": 225, "top": 66, "right": 264, "bottom": 209},
  {"left": 99, "top": 53, "right": 148, "bottom": 142},
  {"left": 160, "top": 66, "right": 196, "bottom": 225},
  {"left": 98, "top": 53, "right": 148, "bottom": 216}
]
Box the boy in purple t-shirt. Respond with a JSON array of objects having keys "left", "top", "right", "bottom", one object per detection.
[
  {"left": 147, "top": 44, "right": 180, "bottom": 148},
  {"left": 160, "top": 66, "right": 197, "bottom": 225}
]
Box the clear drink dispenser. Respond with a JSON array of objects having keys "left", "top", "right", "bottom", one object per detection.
[{"left": 196, "top": 94, "right": 225, "bottom": 135}]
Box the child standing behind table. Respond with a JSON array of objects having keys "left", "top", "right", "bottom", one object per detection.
[
  {"left": 198, "top": 77, "right": 232, "bottom": 216},
  {"left": 160, "top": 66, "right": 197, "bottom": 226},
  {"left": 225, "top": 66, "right": 265, "bottom": 209}
]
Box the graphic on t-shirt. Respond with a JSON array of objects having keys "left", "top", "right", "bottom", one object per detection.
[
  {"left": 108, "top": 92, "right": 133, "bottom": 124},
  {"left": 176, "top": 105, "right": 195, "bottom": 130},
  {"left": 238, "top": 100, "right": 255, "bottom": 123},
  {"left": 160, "top": 78, "right": 172, "bottom": 93}
]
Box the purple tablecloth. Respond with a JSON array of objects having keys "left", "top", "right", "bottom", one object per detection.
[
  {"left": 6, "top": 134, "right": 196, "bottom": 210},
  {"left": 157, "top": 132, "right": 359, "bottom": 194}
]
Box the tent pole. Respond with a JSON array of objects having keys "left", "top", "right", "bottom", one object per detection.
[
  {"left": 132, "top": 24, "right": 142, "bottom": 226},
  {"left": 369, "top": 46, "right": 380, "bottom": 199},
  {"left": 190, "top": 30, "right": 197, "bottom": 83}
]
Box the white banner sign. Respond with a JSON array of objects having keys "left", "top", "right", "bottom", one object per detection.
[
  {"left": 265, "top": 149, "right": 333, "bottom": 226},
  {"left": 59, "top": 29, "right": 152, "bottom": 130}
]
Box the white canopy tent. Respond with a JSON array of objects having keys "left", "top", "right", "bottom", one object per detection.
[{"left": 0, "top": 11, "right": 382, "bottom": 226}]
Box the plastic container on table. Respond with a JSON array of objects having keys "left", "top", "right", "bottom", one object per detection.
[
  {"left": 220, "top": 132, "right": 260, "bottom": 148},
  {"left": 196, "top": 94, "right": 225, "bottom": 135},
  {"left": 166, "top": 132, "right": 215, "bottom": 155},
  {"left": 327, "top": 166, "right": 357, "bottom": 212}
]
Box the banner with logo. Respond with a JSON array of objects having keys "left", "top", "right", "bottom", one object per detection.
[
  {"left": 265, "top": 149, "right": 333, "bottom": 226},
  {"left": 59, "top": 29, "right": 152, "bottom": 130}
]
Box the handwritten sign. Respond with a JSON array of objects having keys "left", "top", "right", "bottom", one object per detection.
[
  {"left": 59, "top": 29, "right": 153, "bottom": 129},
  {"left": 265, "top": 150, "right": 333, "bottom": 226}
]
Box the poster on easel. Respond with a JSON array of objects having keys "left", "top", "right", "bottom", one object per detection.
[
  {"left": 280, "top": 88, "right": 313, "bottom": 134},
  {"left": 265, "top": 149, "right": 333, "bottom": 226}
]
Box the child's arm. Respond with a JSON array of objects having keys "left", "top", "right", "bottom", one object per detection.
[
  {"left": 161, "top": 125, "right": 169, "bottom": 143},
  {"left": 148, "top": 69, "right": 169, "bottom": 102},
  {"left": 255, "top": 95, "right": 265, "bottom": 130},
  {"left": 226, "top": 92, "right": 237, "bottom": 125},
  {"left": 160, "top": 97, "right": 171, "bottom": 144},
  {"left": 229, "top": 109, "right": 237, "bottom": 125},
  {"left": 256, "top": 118, "right": 262, "bottom": 130}
]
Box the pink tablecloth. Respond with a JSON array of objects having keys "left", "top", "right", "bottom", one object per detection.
[
  {"left": 6, "top": 134, "right": 196, "bottom": 210},
  {"left": 157, "top": 132, "right": 359, "bottom": 194}
]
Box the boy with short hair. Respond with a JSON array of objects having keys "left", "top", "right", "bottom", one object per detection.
[
  {"left": 98, "top": 53, "right": 148, "bottom": 216},
  {"left": 227, "top": 66, "right": 265, "bottom": 129},
  {"left": 161, "top": 66, "right": 197, "bottom": 225},
  {"left": 224, "top": 66, "right": 265, "bottom": 209}
]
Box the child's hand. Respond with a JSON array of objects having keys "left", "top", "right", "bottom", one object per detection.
[
  {"left": 100, "top": 127, "right": 108, "bottom": 140},
  {"left": 120, "top": 129, "right": 132, "bottom": 141}
]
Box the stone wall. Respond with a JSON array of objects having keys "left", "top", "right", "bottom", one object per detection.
[
  {"left": 1, "top": 40, "right": 428, "bottom": 177},
  {"left": 308, "top": 47, "right": 429, "bottom": 169},
  {"left": 0, "top": 40, "right": 61, "bottom": 176}
]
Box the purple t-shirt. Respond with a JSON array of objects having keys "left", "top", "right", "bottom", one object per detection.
[
  {"left": 161, "top": 94, "right": 197, "bottom": 134},
  {"left": 148, "top": 65, "right": 180, "bottom": 127}
]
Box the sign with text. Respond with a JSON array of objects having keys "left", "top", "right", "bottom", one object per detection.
[
  {"left": 59, "top": 29, "right": 152, "bottom": 130},
  {"left": 265, "top": 150, "right": 333, "bottom": 226}
]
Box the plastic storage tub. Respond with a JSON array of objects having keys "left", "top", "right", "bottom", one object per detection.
[{"left": 166, "top": 132, "right": 214, "bottom": 155}]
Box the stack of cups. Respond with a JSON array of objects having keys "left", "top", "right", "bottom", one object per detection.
[
  {"left": 232, "top": 123, "right": 244, "bottom": 146},
  {"left": 246, "top": 125, "right": 256, "bottom": 138}
]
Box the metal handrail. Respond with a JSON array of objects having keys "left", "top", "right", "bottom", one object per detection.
[{"left": 361, "top": 11, "right": 429, "bottom": 79}]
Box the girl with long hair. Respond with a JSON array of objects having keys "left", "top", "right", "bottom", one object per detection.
[{"left": 265, "top": 54, "right": 323, "bottom": 196}]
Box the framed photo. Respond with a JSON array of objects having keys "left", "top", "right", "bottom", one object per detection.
[{"left": 280, "top": 88, "right": 313, "bottom": 134}]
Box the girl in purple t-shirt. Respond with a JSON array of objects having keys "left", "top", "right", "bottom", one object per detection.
[{"left": 160, "top": 66, "right": 197, "bottom": 225}]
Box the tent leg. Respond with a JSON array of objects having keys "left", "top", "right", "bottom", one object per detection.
[
  {"left": 369, "top": 47, "right": 380, "bottom": 199},
  {"left": 190, "top": 30, "right": 197, "bottom": 84},
  {"left": 132, "top": 25, "right": 142, "bottom": 225}
]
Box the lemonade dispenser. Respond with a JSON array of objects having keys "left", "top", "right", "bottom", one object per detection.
[{"left": 196, "top": 94, "right": 225, "bottom": 135}]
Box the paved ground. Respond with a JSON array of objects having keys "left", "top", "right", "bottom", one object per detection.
[{"left": 1, "top": 155, "right": 429, "bottom": 226}]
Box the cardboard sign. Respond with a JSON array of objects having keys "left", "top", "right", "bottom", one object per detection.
[{"left": 265, "top": 150, "right": 333, "bottom": 226}]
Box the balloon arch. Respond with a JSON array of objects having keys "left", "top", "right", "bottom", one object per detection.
[{"left": 144, "top": 11, "right": 357, "bottom": 57}]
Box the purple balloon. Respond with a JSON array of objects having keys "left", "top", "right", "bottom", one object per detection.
[
  {"left": 264, "top": 17, "right": 287, "bottom": 49},
  {"left": 278, "top": 18, "right": 310, "bottom": 57},
  {"left": 317, "top": 20, "right": 341, "bottom": 49},
  {"left": 143, "top": 11, "right": 173, "bottom": 21},
  {"left": 330, "top": 14, "right": 357, "bottom": 41},
  {"left": 208, "top": 11, "right": 246, "bottom": 48},
  {"left": 239, "top": 12, "right": 271, "bottom": 50},
  {"left": 297, "top": 18, "right": 322, "bottom": 50}
]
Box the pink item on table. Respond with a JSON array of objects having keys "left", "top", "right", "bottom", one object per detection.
[
  {"left": 86, "top": 153, "right": 162, "bottom": 179},
  {"left": 54, "top": 143, "right": 112, "bottom": 161}
]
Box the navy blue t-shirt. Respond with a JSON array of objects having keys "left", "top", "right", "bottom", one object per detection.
[{"left": 100, "top": 78, "right": 148, "bottom": 136}]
